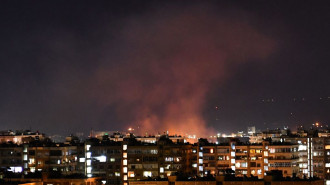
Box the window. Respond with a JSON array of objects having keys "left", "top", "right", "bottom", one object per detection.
[
  {"left": 128, "top": 171, "right": 135, "bottom": 177},
  {"left": 143, "top": 171, "right": 152, "bottom": 177}
]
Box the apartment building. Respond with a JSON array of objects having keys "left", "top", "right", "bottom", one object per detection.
[{"left": 1, "top": 131, "right": 330, "bottom": 185}]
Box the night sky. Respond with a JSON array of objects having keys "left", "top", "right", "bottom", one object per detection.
[{"left": 1, "top": 1, "right": 330, "bottom": 137}]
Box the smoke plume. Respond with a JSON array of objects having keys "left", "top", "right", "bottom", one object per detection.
[{"left": 88, "top": 5, "right": 276, "bottom": 137}]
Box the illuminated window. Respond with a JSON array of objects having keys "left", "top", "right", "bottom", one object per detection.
[
  {"left": 123, "top": 145, "right": 127, "bottom": 151},
  {"left": 269, "top": 148, "right": 275, "bottom": 153},
  {"left": 30, "top": 167, "right": 35, "bottom": 173},
  {"left": 123, "top": 175, "right": 127, "bottom": 181},
  {"left": 199, "top": 159, "right": 203, "bottom": 164},
  {"left": 123, "top": 167, "right": 127, "bottom": 173},
  {"left": 87, "top": 159, "right": 91, "bottom": 166},
  {"left": 115, "top": 172, "right": 120, "bottom": 176},
  {"left": 29, "top": 158, "right": 35, "bottom": 164},
  {"left": 231, "top": 159, "right": 235, "bottom": 163},
  {"left": 123, "top": 152, "right": 127, "bottom": 158},
  {"left": 87, "top": 167, "right": 92, "bottom": 173},
  {"left": 160, "top": 167, "right": 164, "bottom": 173},
  {"left": 143, "top": 171, "right": 152, "bottom": 177},
  {"left": 123, "top": 159, "right": 127, "bottom": 165},
  {"left": 192, "top": 164, "right": 197, "bottom": 168},
  {"left": 326, "top": 145, "right": 330, "bottom": 150},
  {"left": 96, "top": 156, "right": 107, "bottom": 162},
  {"left": 86, "top": 152, "right": 91, "bottom": 158},
  {"left": 128, "top": 171, "right": 135, "bottom": 177},
  {"left": 257, "top": 169, "right": 262, "bottom": 175},
  {"left": 241, "top": 162, "right": 247, "bottom": 168},
  {"left": 165, "top": 157, "right": 173, "bottom": 162},
  {"left": 264, "top": 151, "right": 268, "bottom": 156},
  {"left": 110, "top": 158, "right": 115, "bottom": 162},
  {"left": 199, "top": 166, "right": 203, "bottom": 171},
  {"left": 86, "top": 145, "right": 91, "bottom": 151},
  {"left": 199, "top": 152, "right": 203, "bottom": 157},
  {"left": 298, "top": 145, "right": 307, "bottom": 151},
  {"left": 210, "top": 149, "right": 214, "bottom": 153},
  {"left": 231, "top": 151, "right": 235, "bottom": 157}
]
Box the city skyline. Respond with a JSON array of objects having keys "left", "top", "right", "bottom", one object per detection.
[{"left": 0, "top": 1, "right": 330, "bottom": 136}]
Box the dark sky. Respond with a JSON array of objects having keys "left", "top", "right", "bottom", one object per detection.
[{"left": 0, "top": 1, "right": 330, "bottom": 136}]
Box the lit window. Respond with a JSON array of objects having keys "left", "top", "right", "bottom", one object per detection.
[
  {"left": 210, "top": 149, "right": 214, "bottom": 153},
  {"left": 87, "top": 159, "right": 91, "bottom": 166},
  {"left": 86, "top": 145, "right": 91, "bottom": 151},
  {"left": 123, "top": 167, "right": 127, "bottom": 173},
  {"left": 29, "top": 158, "right": 35, "bottom": 164},
  {"left": 231, "top": 159, "right": 235, "bottom": 164},
  {"left": 123, "top": 145, "right": 127, "bottom": 151},
  {"left": 123, "top": 159, "right": 127, "bottom": 165},
  {"left": 95, "top": 156, "right": 107, "bottom": 162},
  {"left": 115, "top": 172, "right": 120, "bottom": 176},
  {"left": 160, "top": 167, "right": 164, "bottom": 173},
  {"left": 128, "top": 171, "right": 135, "bottom": 177},
  {"left": 87, "top": 167, "right": 92, "bottom": 173},
  {"left": 30, "top": 167, "right": 35, "bottom": 173},
  {"left": 298, "top": 145, "right": 307, "bottom": 151},
  {"left": 264, "top": 151, "right": 268, "bottom": 156},
  {"left": 123, "top": 152, "right": 127, "bottom": 158},
  {"left": 143, "top": 171, "right": 152, "bottom": 177}
]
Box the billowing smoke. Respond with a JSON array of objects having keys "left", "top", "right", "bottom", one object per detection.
[
  {"left": 87, "top": 5, "right": 276, "bottom": 137},
  {"left": 0, "top": 3, "right": 276, "bottom": 137}
]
